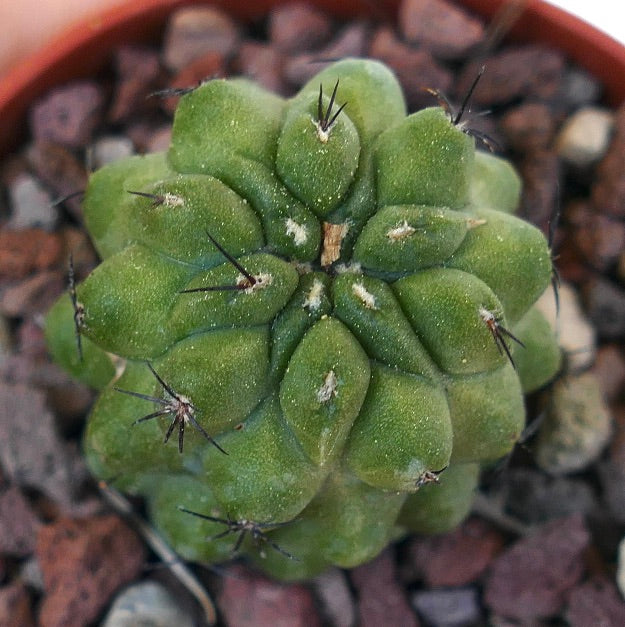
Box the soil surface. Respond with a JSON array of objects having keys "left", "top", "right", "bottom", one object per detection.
[{"left": 1, "top": 1, "right": 625, "bottom": 625}]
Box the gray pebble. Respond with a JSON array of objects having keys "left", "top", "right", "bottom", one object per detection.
[
  {"left": 312, "top": 567, "right": 356, "bottom": 627},
  {"left": 535, "top": 372, "right": 612, "bottom": 475},
  {"left": 412, "top": 587, "right": 482, "bottom": 627},
  {"left": 90, "top": 136, "right": 134, "bottom": 168},
  {"left": 7, "top": 172, "right": 56, "bottom": 230},
  {"left": 557, "top": 67, "right": 604, "bottom": 110},
  {"left": 19, "top": 556, "right": 45, "bottom": 593},
  {"left": 584, "top": 277, "right": 625, "bottom": 339},
  {"left": 501, "top": 468, "right": 598, "bottom": 525},
  {"left": 102, "top": 581, "right": 195, "bottom": 627},
  {"left": 618, "top": 538, "right": 625, "bottom": 598}
]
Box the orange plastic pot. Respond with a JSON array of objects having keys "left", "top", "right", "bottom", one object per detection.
[{"left": 0, "top": 0, "right": 624, "bottom": 157}]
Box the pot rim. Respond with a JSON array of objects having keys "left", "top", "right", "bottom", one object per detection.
[{"left": 0, "top": 0, "right": 624, "bottom": 156}]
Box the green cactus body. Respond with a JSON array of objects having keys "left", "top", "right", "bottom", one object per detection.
[{"left": 46, "top": 58, "right": 561, "bottom": 580}]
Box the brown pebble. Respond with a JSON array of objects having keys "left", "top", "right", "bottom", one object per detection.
[
  {"left": 0, "top": 228, "right": 63, "bottom": 281},
  {"left": 517, "top": 148, "right": 561, "bottom": 231},
  {"left": 484, "top": 514, "right": 590, "bottom": 621},
  {"left": 268, "top": 1, "right": 333, "bottom": 53},
  {"left": 162, "top": 6, "right": 240, "bottom": 72},
  {"left": 351, "top": 549, "right": 418, "bottom": 627},
  {"left": 408, "top": 517, "right": 504, "bottom": 587},
  {"left": 283, "top": 21, "right": 370, "bottom": 88},
  {"left": 235, "top": 42, "right": 288, "bottom": 95},
  {"left": 459, "top": 46, "right": 565, "bottom": 106},
  {"left": 108, "top": 46, "right": 162, "bottom": 123},
  {"left": 26, "top": 141, "right": 88, "bottom": 221},
  {"left": 146, "top": 125, "right": 173, "bottom": 154},
  {"left": 218, "top": 564, "right": 322, "bottom": 627},
  {"left": 591, "top": 102, "right": 625, "bottom": 217},
  {"left": 36, "top": 515, "right": 145, "bottom": 627},
  {"left": 369, "top": 26, "right": 452, "bottom": 110},
  {"left": 29, "top": 82, "right": 105, "bottom": 149},
  {"left": 568, "top": 202, "right": 625, "bottom": 271},
  {"left": 0, "top": 582, "right": 35, "bottom": 627},
  {"left": 499, "top": 102, "right": 556, "bottom": 153},
  {"left": 160, "top": 50, "right": 227, "bottom": 115},
  {"left": 399, "top": 0, "right": 485, "bottom": 60},
  {"left": 0, "top": 271, "right": 64, "bottom": 318}
]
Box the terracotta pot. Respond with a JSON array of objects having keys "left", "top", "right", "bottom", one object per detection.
[{"left": 0, "top": 0, "right": 624, "bottom": 157}]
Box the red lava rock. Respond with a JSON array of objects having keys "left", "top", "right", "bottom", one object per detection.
[
  {"left": 160, "top": 50, "right": 227, "bottom": 115},
  {"left": 351, "top": 549, "right": 419, "bottom": 627},
  {"left": 0, "top": 485, "right": 41, "bottom": 557},
  {"left": 235, "top": 42, "right": 288, "bottom": 95},
  {"left": 591, "top": 103, "right": 625, "bottom": 217},
  {"left": 483, "top": 514, "right": 591, "bottom": 621},
  {"left": 593, "top": 346, "right": 625, "bottom": 402},
  {"left": 29, "top": 82, "right": 105, "bottom": 149},
  {"left": 0, "top": 270, "right": 64, "bottom": 318},
  {"left": 218, "top": 564, "right": 322, "bottom": 627},
  {"left": 408, "top": 517, "right": 504, "bottom": 587},
  {"left": 460, "top": 46, "right": 565, "bottom": 106},
  {"left": 108, "top": 46, "right": 162, "bottom": 123},
  {"left": 36, "top": 515, "right": 146, "bottom": 627},
  {"left": 162, "top": 6, "right": 240, "bottom": 72},
  {"left": 399, "top": 0, "right": 484, "bottom": 60},
  {"left": 0, "top": 582, "right": 35, "bottom": 627},
  {"left": 569, "top": 202, "right": 625, "bottom": 271},
  {"left": 26, "top": 141, "right": 88, "bottom": 221},
  {"left": 0, "top": 228, "right": 63, "bottom": 281},
  {"left": 268, "top": 1, "right": 333, "bottom": 53},
  {"left": 565, "top": 577, "right": 625, "bottom": 626},
  {"left": 517, "top": 148, "right": 561, "bottom": 230},
  {"left": 499, "top": 102, "right": 556, "bottom": 153},
  {"left": 369, "top": 26, "right": 452, "bottom": 110}
]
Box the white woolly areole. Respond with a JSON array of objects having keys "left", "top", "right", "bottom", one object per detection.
[
  {"left": 352, "top": 282, "right": 377, "bottom": 310},
  {"left": 386, "top": 220, "right": 416, "bottom": 241},
  {"left": 334, "top": 262, "right": 362, "bottom": 275},
  {"left": 162, "top": 193, "right": 185, "bottom": 208},
  {"left": 238, "top": 272, "right": 273, "bottom": 293},
  {"left": 303, "top": 279, "right": 324, "bottom": 312},
  {"left": 317, "top": 370, "right": 338, "bottom": 403},
  {"left": 478, "top": 305, "right": 495, "bottom": 324},
  {"left": 285, "top": 218, "right": 308, "bottom": 246}
]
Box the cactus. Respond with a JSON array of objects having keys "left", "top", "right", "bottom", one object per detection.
[{"left": 45, "top": 58, "right": 561, "bottom": 580}]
